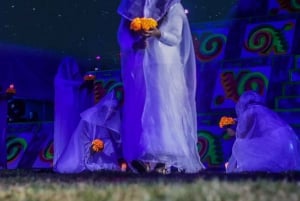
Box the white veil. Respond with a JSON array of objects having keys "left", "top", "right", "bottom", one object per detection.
[
  {"left": 55, "top": 91, "right": 122, "bottom": 173},
  {"left": 53, "top": 57, "right": 93, "bottom": 168}
]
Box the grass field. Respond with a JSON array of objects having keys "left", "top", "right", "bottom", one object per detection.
[{"left": 1, "top": 169, "right": 300, "bottom": 201}]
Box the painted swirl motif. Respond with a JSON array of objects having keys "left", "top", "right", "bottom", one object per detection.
[
  {"left": 6, "top": 137, "right": 27, "bottom": 163},
  {"left": 39, "top": 141, "right": 53, "bottom": 163},
  {"left": 219, "top": 71, "right": 268, "bottom": 105},
  {"left": 244, "top": 25, "right": 290, "bottom": 55},
  {"left": 197, "top": 131, "right": 223, "bottom": 167},
  {"left": 220, "top": 72, "right": 239, "bottom": 103},
  {"left": 237, "top": 72, "right": 268, "bottom": 96},
  {"left": 277, "top": 0, "right": 300, "bottom": 12},
  {"left": 193, "top": 32, "right": 227, "bottom": 62}
]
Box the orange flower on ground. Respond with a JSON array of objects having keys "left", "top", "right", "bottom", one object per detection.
[
  {"left": 130, "top": 17, "right": 158, "bottom": 32},
  {"left": 84, "top": 74, "right": 96, "bottom": 81},
  {"left": 219, "top": 116, "right": 236, "bottom": 128},
  {"left": 91, "top": 139, "right": 104, "bottom": 153}
]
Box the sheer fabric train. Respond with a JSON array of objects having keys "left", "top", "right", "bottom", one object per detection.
[
  {"left": 53, "top": 57, "right": 93, "bottom": 169},
  {"left": 55, "top": 91, "right": 122, "bottom": 173},
  {"left": 227, "top": 91, "right": 300, "bottom": 173}
]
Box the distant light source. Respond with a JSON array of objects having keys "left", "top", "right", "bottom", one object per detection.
[
  {"left": 6, "top": 84, "right": 16, "bottom": 94},
  {"left": 184, "top": 9, "right": 189, "bottom": 14},
  {"left": 121, "top": 162, "right": 127, "bottom": 172},
  {"left": 95, "top": 55, "right": 101, "bottom": 60}
]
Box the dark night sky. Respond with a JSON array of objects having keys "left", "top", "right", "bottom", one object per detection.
[{"left": 0, "top": 0, "right": 237, "bottom": 65}]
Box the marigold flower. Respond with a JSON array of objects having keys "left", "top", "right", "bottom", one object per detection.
[
  {"left": 130, "top": 17, "right": 142, "bottom": 31},
  {"left": 130, "top": 17, "right": 157, "bottom": 32},
  {"left": 141, "top": 18, "right": 158, "bottom": 31},
  {"left": 219, "top": 116, "right": 236, "bottom": 128},
  {"left": 91, "top": 139, "right": 104, "bottom": 152}
]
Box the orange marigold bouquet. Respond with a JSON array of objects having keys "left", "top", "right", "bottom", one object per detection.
[
  {"left": 219, "top": 116, "right": 236, "bottom": 128},
  {"left": 130, "top": 17, "right": 158, "bottom": 32},
  {"left": 91, "top": 139, "right": 104, "bottom": 153}
]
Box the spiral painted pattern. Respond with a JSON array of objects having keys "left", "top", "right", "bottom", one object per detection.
[
  {"left": 39, "top": 141, "right": 54, "bottom": 162},
  {"left": 197, "top": 131, "right": 223, "bottom": 167},
  {"left": 244, "top": 25, "right": 288, "bottom": 55},
  {"left": 193, "top": 32, "right": 227, "bottom": 62},
  {"left": 218, "top": 71, "right": 268, "bottom": 106},
  {"left": 237, "top": 72, "right": 269, "bottom": 96},
  {"left": 245, "top": 30, "right": 273, "bottom": 53},
  {"left": 6, "top": 137, "right": 27, "bottom": 163}
]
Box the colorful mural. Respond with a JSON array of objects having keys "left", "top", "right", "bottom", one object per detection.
[
  {"left": 6, "top": 122, "right": 53, "bottom": 169},
  {"left": 212, "top": 66, "right": 271, "bottom": 109},
  {"left": 192, "top": 24, "right": 228, "bottom": 63},
  {"left": 192, "top": 0, "right": 300, "bottom": 168},
  {"left": 242, "top": 20, "right": 295, "bottom": 57},
  {"left": 86, "top": 70, "right": 123, "bottom": 104}
]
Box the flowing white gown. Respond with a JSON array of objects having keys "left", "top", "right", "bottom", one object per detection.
[
  {"left": 118, "top": 3, "right": 204, "bottom": 173},
  {"left": 55, "top": 91, "right": 122, "bottom": 173},
  {"left": 53, "top": 57, "right": 93, "bottom": 168},
  {"left": 227, "top": 91, "right": 300, "bottom": 173}
]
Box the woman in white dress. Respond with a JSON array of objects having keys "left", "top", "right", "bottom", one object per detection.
[
  {"left": 117, "top": 0, "right": 204, "bottom": 173},
  {"left": 226, "top": 91, "right": 300, "bottom": 173},
  {"left": 54, "top": 91, "right": 123, "bottom": 173},
  {"left": 53, "top": 57, "right": 93, "bottom": 170}
]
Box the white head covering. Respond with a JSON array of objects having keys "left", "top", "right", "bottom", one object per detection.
[
  {"left": 117, "top": 0, "right": 181, "bottom": 21},
  {"left": 235, "top": 91, "right": 265, "bottom": 118},
  {"left": 55, "top": 57, "right": 81, "bottom": 81}
]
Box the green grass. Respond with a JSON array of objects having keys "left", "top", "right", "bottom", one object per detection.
[{"left": 0, "top": 170, "right": 300, "bottom": 201}]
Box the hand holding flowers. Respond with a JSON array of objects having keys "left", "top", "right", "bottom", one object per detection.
[
  {"left": 219, "top": 116, "right": 237, "bottom": 136},
  {"left": 219, "top": 116, "right": 236, "bottom": 128},
  {"left": 130, "top": 17, "right": 161, "bottom": 38},
  {"left": 130, "top": 17, "right": 160, "bottom": 50},
  {"left": 130, "top": 17, "right": 158, "bottom": 32}
]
